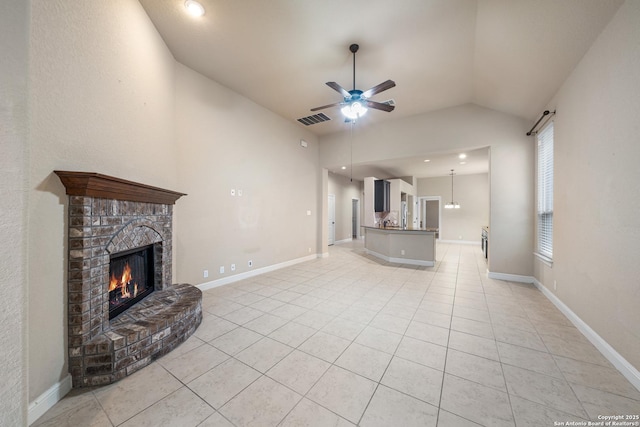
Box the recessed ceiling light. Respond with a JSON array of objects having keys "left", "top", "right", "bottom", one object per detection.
[
  {"left": 458, "top": 153, "right": 467, "bottom": 159},
  {"left": 460, "top": 161, "right": 467, "bottom": 165},
  {"left": 341, "top": 166, "right": 347, "bottom": 170},
  {"left": 423, "top": 159, "right": 430, "bottom": 163},
  {"left": 184, "top": 0, "right": 205, "bottom": 17}
]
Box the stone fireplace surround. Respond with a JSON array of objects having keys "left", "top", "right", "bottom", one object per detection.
[{"left": 55, "top": 171, "right": 202, "bottom": 387}]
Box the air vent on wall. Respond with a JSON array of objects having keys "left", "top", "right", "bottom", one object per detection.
[{"left": 297, "top": 113, "right": 331, "bottom": 126}]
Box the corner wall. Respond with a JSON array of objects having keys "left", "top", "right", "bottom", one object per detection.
[
  {"left": 174, "top": 64, "right": 320, "bottom": 286},
  {"left": 534, "top": 0, "right": 640, "bottom": 372},
  {"left": 0, "top": 0, "right": 29, "bottom": 424},
  {"left": 27, "top": 0, "right": 177, "bottom": 403}
]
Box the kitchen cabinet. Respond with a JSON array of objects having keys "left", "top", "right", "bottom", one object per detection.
[{"left": 375, "top": 179, "right": 390, "bottom": 212}]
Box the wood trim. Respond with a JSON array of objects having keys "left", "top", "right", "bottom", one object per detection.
[{"left": 54, "top": 171, "right": 186, "bottom": 204}]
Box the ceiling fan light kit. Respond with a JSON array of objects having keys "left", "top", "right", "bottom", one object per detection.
[
  {"left": 341, "top": 101, "right": 368, "bottom": 120},
  {"left": 311, "top": 44, "right": 396, "bottom": 121}
]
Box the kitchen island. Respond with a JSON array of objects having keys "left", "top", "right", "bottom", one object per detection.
[{"left": 364, "top": 226, "right": 437, "bottom": 267}]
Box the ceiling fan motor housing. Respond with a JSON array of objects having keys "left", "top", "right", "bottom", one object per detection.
[{"left": 347, "top": 89, "right": 363, "bottom": 102}]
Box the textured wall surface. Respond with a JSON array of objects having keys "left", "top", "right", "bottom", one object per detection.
[
  {"left": 0, "top": 0, "right": 29, "bottom": 424},
  {"left": 28, "top": 0, "right": 177, "bottom": 401},
  {"left": 174, "top": 63, "right": 320, "bottom": 287},
  {"left": 535, "top": 0, "right": 640, "bottom": 371}
]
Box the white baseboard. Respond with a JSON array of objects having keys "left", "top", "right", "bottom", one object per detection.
[
  {"left": 438, "top": 239, "right": 480, "bottom": 245},
  {"left": 487, "top": 271, "right": 535, "bottom": 284},
  {"left": 28, "top": 374, "right": 72, "bottom": 425},
  {"left": 365, "top": 249, "right": 435, "bottom": 267},
  {"left": 197, "top": 254, "right": 319, "bottom": 292},
  {"left": 533, "top": 279, "right": 640, "bottom": 392}
]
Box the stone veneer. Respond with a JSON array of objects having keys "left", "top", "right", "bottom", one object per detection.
[{"left": 56, "top": 172, "right": 201, "bottom": 387}]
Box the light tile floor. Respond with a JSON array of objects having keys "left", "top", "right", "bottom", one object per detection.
[{"left": 35, "top": 241, "right": 640, "bottom": 426}]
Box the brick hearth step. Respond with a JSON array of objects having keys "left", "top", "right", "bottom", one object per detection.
[{"left": 71, "top": 283, "right": 202, "bottom": 387}]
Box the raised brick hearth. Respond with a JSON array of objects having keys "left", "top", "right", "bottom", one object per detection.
[{"left": 55, "top": 171, "right": 202, "bottom": 387}]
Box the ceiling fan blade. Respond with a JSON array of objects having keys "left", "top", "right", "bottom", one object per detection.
[
  {"left": 310, "top": 101, "right": 343, "bottom": 112},
  {"left": 364, "top": 100, "right": 395, "bottom": 112},
  {"left": 362, "top": 80, "right": 396, "bottom": 98},
  {"left": 326, "top": 82, "right": 351, "bottom": 98}
]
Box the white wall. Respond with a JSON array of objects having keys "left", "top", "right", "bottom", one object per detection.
[
  {"left": 417, "top": 173, "right": 489, "bottom": 242},
  {"left": 328, "top": 173, "right": 363, "bottom": 242},
  {"left": 418, "top": 173, "right": 489, "bottom": 243},
  {"left": 0, "top": 0, "right": 29, "bottom": 424},
  {"left": 534, "top": 0, "right": 640, "bottom": 371},
  {"left": 320, "top": 104, "right": 533, "bottom": 276},
  {"left": 27, "top": 0, "right": 177, "bottom": 402},
  {"left": 363, "top": 177, "right": 377, "bottom": 227},
  {"left": 174, "top": 64, "right": 320, "bottom": 286}
]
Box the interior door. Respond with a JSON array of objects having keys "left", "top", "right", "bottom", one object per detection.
[
  {"left": 328, "top": 194, "right": 336, "bottom": 245},
  {"left": 419, "top": 196, "right": 441, "bottom": 237},
  {"left": 425, "top": 200, "right": 439, "bottom": 229}
]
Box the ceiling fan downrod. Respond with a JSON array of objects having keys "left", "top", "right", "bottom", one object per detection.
[{"left": 350, "top": 44, "right": 359, "bottom": 91}]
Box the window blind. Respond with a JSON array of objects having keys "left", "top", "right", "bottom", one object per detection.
[{"left": 537, "top": 122, "right": 554, "bottom": 258}]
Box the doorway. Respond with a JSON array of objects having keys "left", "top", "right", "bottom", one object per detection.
[
  {"left": 328, "top": 194, "right": 336, "bottom": 245},
  {"left": 419, "top": 196, "right": 441, "bottom": 238},
  {"left": 352, "top": 199, "right": 360, "bottom": 239}
]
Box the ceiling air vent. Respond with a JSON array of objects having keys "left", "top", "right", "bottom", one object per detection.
[{"left": 297, "top": 113, "right": 331, "bottom": 126}]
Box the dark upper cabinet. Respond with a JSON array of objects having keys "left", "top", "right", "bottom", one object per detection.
[{"left": 375, "top": 179, "right": 391, "bottom": 212}]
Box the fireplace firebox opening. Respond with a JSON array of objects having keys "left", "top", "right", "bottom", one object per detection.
[{"left": 109, "top": 244, "right": 155, "bottom": 319}]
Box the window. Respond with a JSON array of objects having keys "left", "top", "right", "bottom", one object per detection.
[{"left": 536, "top": 122, "right": 554, "bottom": 260}]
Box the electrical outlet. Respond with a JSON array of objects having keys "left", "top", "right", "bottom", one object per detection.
[
  {"left": 231, "top": 264, "right": 236, "bottom": 271},
  {"left": 203, "top": 270, "right": 208, "bottom": 278},
  {"left": 230, "top": 189, "right": 236, "bottom": 196},
  {"left": 238, "top": 190, "right": 242, "bottom": 197},
  {"left": 308, "top": 247, "right": 312, "bottom": 253},
  {"left": 219, "top": 266, "right": 224, "bottom": 274},
  {"left": 248, "top": 260, "right": 253, "bottom": 268},
  {"left": 306, "top": 210, "right": 311, "bottom": 216},
  {"left": 401, "top": 249, "right": 405, "bottom": 255}
]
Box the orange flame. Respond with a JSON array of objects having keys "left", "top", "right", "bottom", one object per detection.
[{"left": 110, "top": 262, "right": 133, "bottom": 298}]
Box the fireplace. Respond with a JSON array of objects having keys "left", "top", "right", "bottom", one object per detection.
[
  {"left": 109, "top": 245, "right": 156, "bottom": 319},
  {"left": 55, "top": 171, "right": 202, "bottom": 387}
]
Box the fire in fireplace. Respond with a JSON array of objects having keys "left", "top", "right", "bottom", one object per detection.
[{"left": 109, "top": 245, "right": 155, "bottom": 319}]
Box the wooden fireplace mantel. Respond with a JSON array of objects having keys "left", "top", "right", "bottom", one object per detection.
[{"left": 54, "top": 171, "right": 186, "bottom": 205}]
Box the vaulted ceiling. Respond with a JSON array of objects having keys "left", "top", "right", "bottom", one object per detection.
[{"left": 139, "top": 0, "right": 622, "bottom": 178}]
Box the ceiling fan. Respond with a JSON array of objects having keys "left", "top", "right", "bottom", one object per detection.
[{"left": 311, "top": 44, "right": 396, "bottom": 120}]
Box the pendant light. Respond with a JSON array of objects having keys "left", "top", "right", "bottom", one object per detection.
[{"left": 445, "top": 169, "right": 460, "bottom": 209}]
